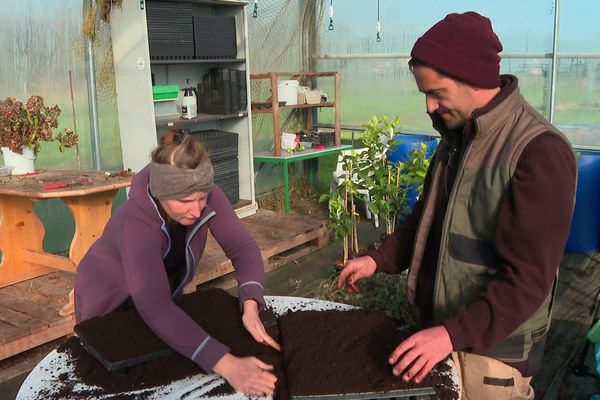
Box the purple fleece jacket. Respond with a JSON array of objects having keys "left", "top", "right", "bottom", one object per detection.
[{"left": 74, "top": 165, "right": 266, "bottom": 372}]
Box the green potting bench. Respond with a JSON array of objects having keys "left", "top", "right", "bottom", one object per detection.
[{"left": 254, "top": 145, "right": 352, "bottom": 214}]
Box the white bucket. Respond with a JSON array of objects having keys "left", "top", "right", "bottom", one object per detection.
[
  {"left": 1, "top": 146, "right": 36, "bottom": 175},
  {"left": 277, "top": 80, "right": 299, "bottom": 106}
]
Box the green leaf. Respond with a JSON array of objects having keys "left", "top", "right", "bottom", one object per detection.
[{"left": 318, "top": 193, "right": 330, "bottom": 204}]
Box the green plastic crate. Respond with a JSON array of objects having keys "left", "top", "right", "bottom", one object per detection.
[
  {"left": 152, "top": 85, "right": 179, "bottom": 101},
  {"left": 588, "top": 319, "right": 600, "bottom": 343}
]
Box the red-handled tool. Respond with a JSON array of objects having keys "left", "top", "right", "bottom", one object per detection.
[{"left": 44, "top": 183, "right": 70, "bottom": 190}]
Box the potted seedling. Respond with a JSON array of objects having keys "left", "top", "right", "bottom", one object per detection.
[
  {"left": 325, "top": 150, "right": 363, "bottom": 265},
  {"left": 0, "top": 95, "right": 78, "bottom": 174},
  {"left": 356, "top": 115, "right": 407, "bottom": 235}
]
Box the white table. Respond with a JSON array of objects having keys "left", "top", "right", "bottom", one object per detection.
[{"left": 17, "top": 296, "right": 458, "bottom": 400}]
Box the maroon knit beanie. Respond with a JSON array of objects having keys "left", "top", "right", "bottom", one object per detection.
[{"left": 410, "top": 11, "right": 503, "bottom": 88}]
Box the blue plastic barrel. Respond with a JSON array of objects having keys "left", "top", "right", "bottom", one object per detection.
[
  {"left": 387, "top": 134, "right": 438, "bottom": 211},
  {"left": 565, "top": 151, "right": 600, "bottom": 253},
  {"left": 387, "top": 134, "right": 438, "bottom": 164}
]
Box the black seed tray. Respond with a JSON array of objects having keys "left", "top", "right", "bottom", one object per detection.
[
  {"left": 219, "top": 187, "right": 239, "bottom": 201},
  {"left": 193, "top": 16, "right": 237, "bottom": 59},
  {"left": 190, "top": 130, "right": 238, "bottom": 152},
  {"left": 209, "top": 149, "right": 238, "bottom": 161},
  {"left": 74, "top": 319, "right": 172, "bottom": 374},
  {"left": 146, "top": 2, "right": 194, "bottom": 58}
]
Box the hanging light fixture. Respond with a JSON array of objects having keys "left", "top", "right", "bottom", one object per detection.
[
  {"left": 328, "top": 0, "right": 334, "bottom": 30},
  {"left": 376, "top": 0, "right": 381, "bottom": 42},
  {"left": 252, "top": 0, "right": 258, "bottom": 18}
]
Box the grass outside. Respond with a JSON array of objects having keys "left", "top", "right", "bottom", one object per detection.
[
  {"left": 308, "top": 72, "right": 600, "bottom": 198},
  {"left": 316, "top": 70, "right": 600, "bottom": 146}
]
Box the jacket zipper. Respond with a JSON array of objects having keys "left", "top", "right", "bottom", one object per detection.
[
  {"left": 145, "top": 184, "right": 217, "bottom": 297},
  {"left": 431, "top": 122, "right": 478, "bottom": 322},
  {"left": 173, "top": 210, "right": 216, "bottom": 297}
]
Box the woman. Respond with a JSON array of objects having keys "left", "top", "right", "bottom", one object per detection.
[{"left": 75, "top": 131, "right": 279, "bottom": 396}]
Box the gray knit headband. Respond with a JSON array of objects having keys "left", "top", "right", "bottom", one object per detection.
[{"left": 149, "top": 159, "right": 214, "bottom": 200}]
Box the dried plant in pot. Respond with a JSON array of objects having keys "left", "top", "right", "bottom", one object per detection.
[{"left": 0, "top": 95, "right": 78, "bottom": 174}]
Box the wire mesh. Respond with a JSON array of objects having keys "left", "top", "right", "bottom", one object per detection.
[{"left": 248, "top": 0, "right": 326, "bottom": 153}]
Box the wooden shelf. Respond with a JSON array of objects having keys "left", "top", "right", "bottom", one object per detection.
[
  {"left": 250, "top": 72, "right": 340, "bottom": 156},
  {"left": 251, "top": 102, "right": 335, "bottom": 113},
  {"left": 251, "top": 72, "right": 341, "bottom": 79}
]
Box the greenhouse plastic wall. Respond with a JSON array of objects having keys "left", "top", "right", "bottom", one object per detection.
[
  {"left": 313, "top": 0, "right": 600, "bottom": 149},
  {"left": 0, "top": 0, "right": 125, "bottom": 253}
]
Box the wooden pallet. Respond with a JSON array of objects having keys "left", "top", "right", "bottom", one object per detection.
[
  {"left": 184, "top": 209, "right": 329, "bottom": 292},
  {"left": 0, "top": 271, "right": 75, "bottom": 361},
  {"left": 0, "top": 209, "right": 329, "bottom": 363}
]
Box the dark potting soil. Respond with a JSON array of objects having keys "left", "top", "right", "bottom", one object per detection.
[
  {"left": 41, "top": 289, "right": 456, "bottom": 399},
  {"left": 279, "top": 309, "right": 458, "bottom": 400},
  {"left": 49, "top": 288, "right": 284, "bottom": 399}
]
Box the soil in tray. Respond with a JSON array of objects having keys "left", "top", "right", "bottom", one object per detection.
[
  {"left": 45, "top": 289, "right": 456, "bottom": 399},
  {"left": 279, "top": 309, "right": 458, "bottom": 400},
  {"left": 47, "top": 288, "right": 285, "bottom": 399}
]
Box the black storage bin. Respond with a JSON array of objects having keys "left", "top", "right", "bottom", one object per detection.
[
  {"left": 191, "top": 129, "right": 237, "bottom": 152},
  {"left": 237, "top": 70, "right": 248, "bottom": 110},
  {"left": 146, "top": 2, "right": 195, "bottom": 60},
  {"left": 190, "top": 130, "right": 239, "bottom": 204},
  {"left": 299, "top": 129, "right": 336, "bottom": 147},
  {"left": 193, "top": 15, "right": 237, "bottom": 59},
  {"left": 198, "top": 69, "right": 247, "bottom": 114}
]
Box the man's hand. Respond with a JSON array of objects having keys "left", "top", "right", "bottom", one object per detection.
[
  {"left": 337, "top": 255, "right": 377, "bottom": 292},
  {"left": 389, "top": 325, "right": 453, "bottom": 383},
  {"left": 213, "top": 353, "right": 277, "bottom": 396},
  {"left": 242, "top": 299, "right": 281, "bottom": 351}
]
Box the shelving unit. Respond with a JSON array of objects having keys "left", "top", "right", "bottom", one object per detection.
[
  {"left": 154, "top": 112, "right": 248, "bottom": 129},
  {"left": 110, "top": 0, "right": 257, "bottom": 218},
  {"left": 250, "top": 72, "right": 341, "bottom": 156},
  {"left": 251, "top": 72, "right": 349, "bottom": 214}
]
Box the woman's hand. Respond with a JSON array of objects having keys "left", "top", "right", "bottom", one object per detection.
[
  {"left": 213, "top": 353, "right": 277, "bottom": 396},
  {"left": 242, "top": 299, "right": 281, "bottom": 352}
]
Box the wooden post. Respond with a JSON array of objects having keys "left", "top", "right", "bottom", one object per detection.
[
  {"left": 64, "top": 190, "right": 119, "bottom": 265},
  {"left": 271, "top": 73, "right": 281, "bottom": 156},
  {"left": 0, "top": 197, "right": 54, "bottom": 287},
  {"left": 334, "top": 72, "right": 341, "bottom": 147}
]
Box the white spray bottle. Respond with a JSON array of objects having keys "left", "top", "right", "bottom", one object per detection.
[{"left": 181, "top": 79, "right": 197, "bottom": 119}]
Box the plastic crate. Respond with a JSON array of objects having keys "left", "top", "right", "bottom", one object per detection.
[
  {"left": 320, "top": 130, "right": 335, "bottom": 147},
  {"left": 0, "top": 165, "right": 13, "bottom": 176},
  {"left": 152, "top": 85, "right": 179, "bottom": 101},
  {"left": 217, "top": 182, "right": 240, "bottom": 204},
  {"left": 298, "top": 129, "right": 335, "bottom": 147},
  {"left": 190, "top": 129, "right": 238, "bottom": 153},
  {"left": 198, "top": 69, "right": 247, "bottom": 114},
  {"left": 189, "top": 130, "right": 239, "bottom": 204},
  {"left": 588, "top": 319, "right": 600, "bottom": 343},
  {"left": 213, "top": 160, "right": 239, "bottom": 178}
]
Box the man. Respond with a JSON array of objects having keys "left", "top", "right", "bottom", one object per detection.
[{"left": 338, "top": 11, "right": 576, "bottom": 399}]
